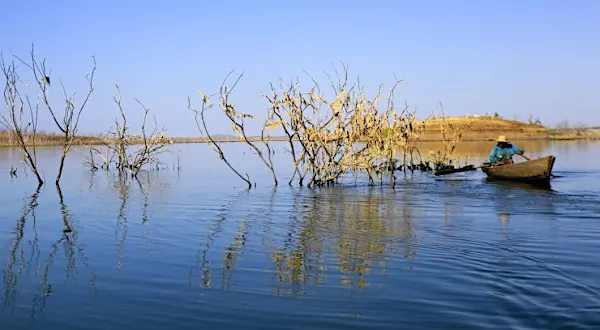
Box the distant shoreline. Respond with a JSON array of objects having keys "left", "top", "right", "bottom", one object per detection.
[
  {"left": 1, "top": 131, "right": 598, "bottom": 148},
  {"left": 2, "top": 116, "right": 599, "bottom": 147}
]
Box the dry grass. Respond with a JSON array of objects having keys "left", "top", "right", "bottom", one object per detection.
[
  {"left": 547, "top": 128, "right": 600, "bottom": 140},
  {"left": 0, "top": 130, "right": 293, "bottom": 147},
  {"left": 419, "top": 116, "right": 600, "bottom": 141},
  {"left": 0, "top": 130, "right": 107, "bottom": 147},
  {"left": 424, "top": 115, "right": 546, "bottom": 132},
  {"left": 422, "top": 116, "right": 547, "bottom": 142}
]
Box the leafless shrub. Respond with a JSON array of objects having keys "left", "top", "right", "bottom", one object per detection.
[
  {"left": 189, "top": 71, "right": 277, "bottom": 189},
  {"left": 427, "top": 105, "right": 471, "bottom": 170},
  {"left": 527, "top": 113, "right": 542, "bottom": 125},
  {"left": 84, "top": 85, "right": 171, "bottom": 177},
  {"left": 572, "top": 122, "right": 589, "bottom": 136},
  {"left": 196, "top": 66, "right": 431, "bottom": 189}
]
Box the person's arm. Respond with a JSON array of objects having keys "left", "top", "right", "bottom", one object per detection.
[
  {"left": 512, "top": 144, "right": 524, "bottom": 155},
  {"left": 489, "top": 146, "right": 499, "bottom": 162}
]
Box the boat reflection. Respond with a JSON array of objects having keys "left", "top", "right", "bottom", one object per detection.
[
  {"left": 486, "top": 178, "right": 558, "bottom": 225},
  {"left": 484, "top": 178, "right": 553, "bottom": 192}
]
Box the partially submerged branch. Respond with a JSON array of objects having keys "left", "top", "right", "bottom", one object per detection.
[
  {"left": 83, "top": 84, "right": 171, "bottom": 176},
  {"left": 189, "top": 71, "right": 278, "bottom": 188},
  {"left": 188, "top": 91, "right": 252, "bottom": 189},
  {"left": 0, "top": 52, "right": 44, "bottom": 187},
  {"left": 15, "top": 44, "right": 97, "bottom": 186},
  {"left": 427, "top": 104, "right": 471, "bottom": 170},
  {"left": 194, "top": 66, "right": 438, "bottom": 189}
]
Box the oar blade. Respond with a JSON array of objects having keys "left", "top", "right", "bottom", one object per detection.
[{"left": 434, "top": 165, "right": 477, "bottom": 176}]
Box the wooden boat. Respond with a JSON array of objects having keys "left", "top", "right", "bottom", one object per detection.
[{"left": 481, "top": 155, "right": 556, "bottom": 183}]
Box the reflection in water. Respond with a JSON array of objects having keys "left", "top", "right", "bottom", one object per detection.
[
  {"left": 221, "top": 220, "right": 248, "bottom": 290},
  {"left": 1, "top": 173, "right": 162, "bottom": 323},
  {"left": 269, "top": 189, "right": 326, "bottom": 295},
  {"left": 107, "top": 173, "right": 154, "bottom": 271},
  {"left": 190, "top": 187, "right": 418, "bottom": 295},
  {"left": 112, "top": 175, "right": 131, "bottom": 271},
  {"left": 487, "top": 180, "right": 557, "bottom": 224},
  {"left": 1, "top": 186, "right": 95, "bottom": 324},
  {"left": 485, "top": 179, "right": 553, "bottom": 192},
  {"left": 270, "top": 188, "right": 417, "bottom": 294},
  {"left": 2, "top": 187, "right": 41, "bottom": 316},
  {"left": 219, "top": 189, "right": 279, "bottom": 290},
  {"left": 190, "top": 189, "right": 249, "bottom": 289},
  {"left": 1, "top": 141, "right": 600, "bottom": 329}
]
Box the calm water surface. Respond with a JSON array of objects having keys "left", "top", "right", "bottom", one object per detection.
[{"left": 0, "top": 141, "right": 599, "bottom": 329}]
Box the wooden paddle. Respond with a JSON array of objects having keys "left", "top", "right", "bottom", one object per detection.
[
  {"left": 434, "top": 163, "right": 490, "bottom": 176},
  {"left": 519, "top": 154, "right": 531, "bottom": 161}
]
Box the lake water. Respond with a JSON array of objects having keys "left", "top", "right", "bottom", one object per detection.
[{"left": 0, "top": 140, "right": 599, "bottom": 329}]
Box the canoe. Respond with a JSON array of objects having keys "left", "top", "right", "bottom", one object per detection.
[{"left": 481, "top": 155, "right": 556, "bottom": 183}]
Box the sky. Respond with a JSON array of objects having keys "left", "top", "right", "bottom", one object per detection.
[{"left": 1, "top": 0, "right": 599, "bottom": 136}]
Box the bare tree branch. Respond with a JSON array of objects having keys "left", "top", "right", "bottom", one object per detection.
[
  {"left": 1, "top": 51, "right": 43, "bottom": 187},
  {"left": 188, "top": 92, "right": 252, "bottom": 189},
  {"left": 82, "top": 84, "right": 171, "bottom": 177}
]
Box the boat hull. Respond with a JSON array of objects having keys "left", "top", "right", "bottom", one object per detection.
[{"left": 481, "top": 155, "right": 556, "bottom": 183}]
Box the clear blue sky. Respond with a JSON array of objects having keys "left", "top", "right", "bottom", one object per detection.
[{"left": 2, "top": 0, "right": 599, "bottom": 136}]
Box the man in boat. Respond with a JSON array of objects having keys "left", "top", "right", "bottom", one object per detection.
[{"left": 488, "top": 135, "right": 525, "bottom": 165}]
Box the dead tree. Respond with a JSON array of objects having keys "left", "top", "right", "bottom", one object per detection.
[
  {"left": 427, "top": 104, "right": 471, "bottom": 170},
  {"left": 84, "top": 84, "right": 171, "bottom": 177},
  {"left": 261, "top": 68, "right": 424, "bottom": 188},
  {"left": 14, "top": 45, "right": 96, "bottom": 186},
  {"left": 189, "top": 91, "right": 253, "bottom": 189},
  {"left": 189, "top": 71, "right": 278, "bottom": 188},
  {"left": 217, "top": 71, "right": 278, "bottom": 186},
  {"left": 0, "top": 53, "right": 44, "bottom": 187},
  {"left": 192, "top": 65, "right": 460, "bottom": 189}
]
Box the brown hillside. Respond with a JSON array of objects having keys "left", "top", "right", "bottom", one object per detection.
[{"left": 421, "top": 116, "right": 548, "bottom": 141}]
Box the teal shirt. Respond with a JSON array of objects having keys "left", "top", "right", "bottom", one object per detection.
[{"left": 489, "top": 144, "right": 524, "bottom": 163}]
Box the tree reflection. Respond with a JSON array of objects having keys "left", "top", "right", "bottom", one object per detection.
[
  {"left": 269, "top": 189, "right": 322, "bottom": 295},
  {"left": 1, "top": 185, "right": 95, "bottom": 324},
  {"left": 189, "top": 187, "right": 419, "bottom": 295},
  {"left": 221, "top": 220, "right": 248, "bottom": 290},
  {"left": 190, "top": 189, "right": 250, "bottom": 289},
  {"left": 488, "top": 181, "right": 557, "bottom": 224},
  {"left": 268, "top": 188, "right": 417, "bottom": 295},
  {"left": 112, "top": 174, "right": 131, "bottom": 271},
  {"left": 2, "top": 187, "right": 41, "bottom": 316},
  {"left": 107, "top": 172, "right": 156, "bottom": 271}
]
